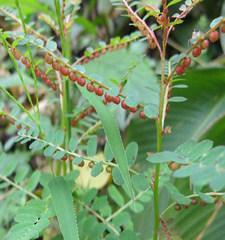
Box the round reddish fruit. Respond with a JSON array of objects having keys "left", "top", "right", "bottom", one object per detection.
[
  {"left": 52, "top": 61, "right": 60, "bottom": 71},
  {"left": 34, "top": 67, "right": 42, "bottom": 78},
  {"left": 61, "top": 155, "right": 67, "bottom": 161},
  {"left": 191, "top": 198, "right": 198, "bottom": 205},
  {"left": 121, "top": 100, "right": 128, "bottom": 110},
  {"left": 104, "top": 93, "right": 112, "bottom": 103},
  {"left": 69, "top": 72, "right": 77, "bottom": 82},
  {"left": 44, "top": 53, "right": 53, "bottom": 64},
  {"left": 86, "top": 83, "right": 95, "bottom": 92},
  {"left": 51, "top": 83, "right": 57, "bottom": 91},
  {"left": 192, "top": 47, "right": 201, "bottom": 57},
  {"left": 139, "top": 111, "right": 146, "bottom": 119},
  {"left": 45, "top": 79, "right": 51, "bottom": 86},
  {"left": 60, "top": 66, "right": 70, "bottom": 76},
  {"left": 175, "top": 204, "right": 181, "bottom": 211},
  {"left": 209, "top": 31, "right": 219, "bottom": 43},
  {"left": 176, "top": 65, "right": 185, "bottom": 75},
  {"left": 112, "top": 96, "right": 121, "bottom": 105},
  {"left": 129, "top": 106, "right": 138, "bottom": 113},
  {"left": 21, "top": 57, "right": 29, "bottom": 67},
  {"left": 201, "top": 39, "right": 209, "bottom": 49},
  {"left": 103, "top": 98, "right": 108, "bottom": 105},
  {"left": 182, "top": 57, "right": 191, "bottom": 68},
  {"left": 12, "top": 48, "right": 21, "bottom": 60},
  {"left": 221, "top": 24, "right": 225, "bottom": 33},
  {"left": 77, "top": 77, "right": 86, "bottom": 86},
  {"left": 95, "top": 87, "right": 104, "bottom": 96}
]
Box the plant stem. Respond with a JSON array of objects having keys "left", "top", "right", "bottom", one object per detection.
[
  {"left": 153, "top": 17, "right": 168, "bottom": 239},
  {"left": 54, "top": 0, "right": 72, "bottom": 175}
]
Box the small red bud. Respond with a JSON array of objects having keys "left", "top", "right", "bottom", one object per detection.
[
  {"left": 104, "top": 93, "right": 112, "bottom": 103},
  {"left": 176, "top": 65, "right": 185, "bottom": 75},
  {"left": 69, "top": 72, "right": 77, "bottom": 82},
  {"left": 121, "top": 100, "right": 128, "bottom": 110},
  {"left": 192, "top": 47, "right": 201, "bottom": 57},
  {"left": 60, "top": 66, "right": 70, "bottom": 76},
  {"left": 209, "top": 31, "right": 219, "bottom": 43},
  {"left": 77, "top": 77, "right": 86, "bottom": 86},
  {"left": 34, "top": 67, "right": 42, "bottom": 78},
  {"left": 129, "top": 106, "right": 138, "bottom": 113},
  {"left": 95, "top": 87, "right": 104, "bottom": 96},
  {"left": 52, "top": 61, "right": 60, "bottom": 71},
  {"left": 201, "top": 39, "right": 209, "bottom": 49},
  {"left": 182, "top": 57, "right": 191, "bottom": 68},
  {"left": 44, "top": 53, "right": 53, "bottom": 65},
  {"left": 112, "top": 96, "right": 121, "bottom": 105},
  {"left": 12, "top": 48, "right": 21, "bottom": 60},
  {"left": 139, "top": 111, "right": 146, "bottom": 119},
  {"left": 86, "top": 83, "right": 95, "bottom": 92}
]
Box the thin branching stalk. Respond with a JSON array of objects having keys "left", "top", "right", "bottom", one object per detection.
[{"left": 54, "top": 0, "right": 72, "bottom": 175}]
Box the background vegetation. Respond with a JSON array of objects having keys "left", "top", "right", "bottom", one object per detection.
[{"left": 0, "top": 0, "right": 225, "bottom": 239}]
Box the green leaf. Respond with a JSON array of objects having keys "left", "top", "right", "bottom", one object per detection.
[
  {"left": 169, "top": 96, "right": 187, "bottom": 103},
  {"left": 112, "top": 167, "right": 124, "bottom": 186},
  {"left": 46, "top": 40, "right": 57, "bottom": 51},
  {"left": 126, "top": 142, "right": 138, "bottom": 166},
  {"left": 87, "top": 136, "right": 97, "bottom": 156},
  {"left": 210, "top": 16, "right": 224, "bottom": 28},
  {"left": 69, "top": 137, "right": 78, "bottom": 152},
  {"left": 147, "top": 151, "right": 187, "bottom": 164},
  {"left": 6, "top": 199, "right": 51, "bottom": 240},
  {"left": 48, "top": 177, "right": 79, "bottom": 240},
  {"left": 167, "top": 0, "right": 182, "bottom": 7},
  {"left": 108, "top": 185, "right": 125, "bottom": 207},
  {"left": 80, "top": 88, "right": 133, "bottom": 197},
  {"left": 91, "top": 162, "right": 103, "bottom": 177},
  {"left": 26, "top": 171, "right": 41, "bottom": 191}
]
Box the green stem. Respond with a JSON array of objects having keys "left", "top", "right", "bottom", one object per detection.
[
  {"left": 54, "top": 0, "right": 72, "bottom": 175},
  {"left": 153, "top": 21, "right": 168, "bottom": 240}
]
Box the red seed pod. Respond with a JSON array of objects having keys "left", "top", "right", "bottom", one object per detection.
[
  {"left": 175, "top": 65, "right": 185, "bottom": 75},
  {"left": 221, "top": 24, "right": 225, "bottom": 33},
  {"left": 45, "top": 78, "right": 52, "bottom": 86},
  {"left": 60, "top": 66, "right": 70, "bottom": 76},
  {"left": 175, "top": 204, "right": 181, "bottom": 211},
  {"left": 21, "top": 57, "right": 30, "bottom": 68},
  {"left": 104, "top": 93, "right": 112, "bottom": 103},
  {"left": 69, "top": 72, "right": 77, "bottom": 82},
  {"left": 191, "top": 198, "right": 198, "bottom": 205},
  {"left": 51, "top": 83, "right": 57, "bottom": 91},
  {"left": 41, "top": 73, "right": 48, "bottom": 82},
  {"left": 209, "top": 31, "right": 219, "bottom": 43},
  {"left": 61, "top": 155, "right": 67, "bottom": 161},
  {"left": 139, "top": 111, "right": 146, "bottom": 119},
  {"left": 71, "top": 119, "right": 78, "bottom": 127},
  {"left": 192, "top": 47, "right": 201, "bottom": 57},
  {"left": 52, "top": 61, "right": 60, "bottom": 71},
  {"left": 112, "top": 96, "right": 121, "bottom": 105},
  {"left": 182, "top": 57, "right": 192, "bottom": 68},
  {"left": 121, "top": 100, "right": 128, "bottom": 110},
  {"left": 44, "top": 53, "right": 53, "bottom": 65},
  {"left": 129, "top": 106, "right": 138, "bottom": 113},
  {"left": 12, "top": 48, "right": 21, "bottom": 60},
  {"left": 95, "top": 87, "right": 104, "bottom": 96},
  {"left": 86, "top": 83, "right": 95, "bottom": 92},
  {"left": 77, "top": 78, "right": 86, "bottom": 86},
  {"left": 34, "top": 67, "right": 42, "bottom": 78},
  {"left": 103, "top": 98, "right": 108, "bottom": 105},
  {"left": 201, "top": 39, "right": 209, "bottom": 49}
]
